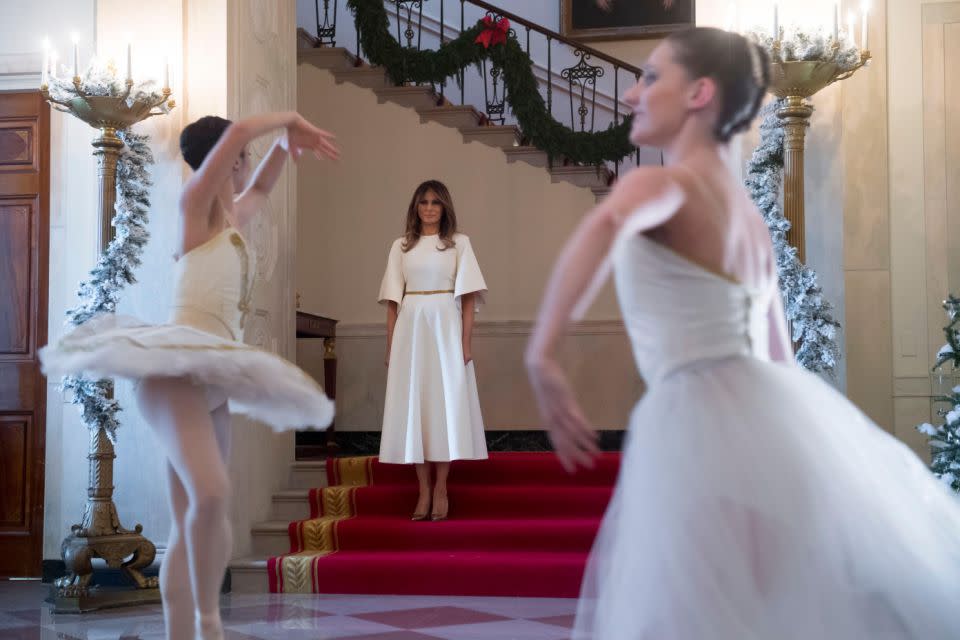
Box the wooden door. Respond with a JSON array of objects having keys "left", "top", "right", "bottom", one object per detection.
[{"left": 0, "top": 91, "right": 49, "bottom": 577}]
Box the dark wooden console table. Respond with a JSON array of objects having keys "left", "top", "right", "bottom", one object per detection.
[{"left": 296, "top": 311, "right": 338, "bottom": 457}]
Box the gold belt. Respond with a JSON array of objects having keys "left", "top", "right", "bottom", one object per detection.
[{"left": 405, "top": 289, "right": 454, "bottom": 296}]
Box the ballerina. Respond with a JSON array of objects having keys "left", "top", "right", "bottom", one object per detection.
[
  {"left": 41, "top": 111, "right": 339, "bottom": 640},
  {"left": 526, "top": 26, "right": 960, "bottom": 639}
]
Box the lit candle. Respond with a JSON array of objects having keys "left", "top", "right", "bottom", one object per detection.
[
  {"left": 773, "top": 2, "right": 779, "bottom": 39},
  {"left": 848, "top": 11, "right": 856, "bottom": 47},
  {"left": 833, "top": 3, "right": 839, "bottom": 41},
  {"left": 71, "top": 33, "right": 79, "bottom": 78},
  {"left": 861, "top": 1, "right": 869, "bottom": 50},
  {"left": 126, "top": 41, "right": 132, "bottom": 82},
  {"left": 49, "top": 50, "right": 59, "bottom": 80}
]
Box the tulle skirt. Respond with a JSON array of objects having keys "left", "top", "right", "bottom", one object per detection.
[
  {"left": 574, "top": 356, "right": 960, "bottom": 639},
  {"left": 40, "top": 314, "right": 334, "bottom": 431}
]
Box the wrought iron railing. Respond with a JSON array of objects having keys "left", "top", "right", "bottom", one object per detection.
[{"left": 310, "top": 0, "right": 661, "bottom": 175}]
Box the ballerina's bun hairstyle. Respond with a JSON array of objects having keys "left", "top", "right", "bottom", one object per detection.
[
  {"left": 179, "top": 115, "right": 233, "bottom": 170},
  {"left": 666, "top": 27, "right": 771, "bottom": 143}
]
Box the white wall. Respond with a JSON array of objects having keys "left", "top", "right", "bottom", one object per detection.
[{"left": 0, "top": 0, "right": 96, "bottom": 89}]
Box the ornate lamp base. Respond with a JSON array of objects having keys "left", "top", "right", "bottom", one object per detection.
[
  {"left": 50, "top": 584, "right": 161, "bottom": 614},
  {"left": 51, "top": 525, "right": 160, "bottom": 614},
  {"left": 50, "top": 427, "right": 159, "bottom": 612}
]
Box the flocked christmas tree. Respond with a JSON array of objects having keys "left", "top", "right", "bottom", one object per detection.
[{"left": 917, "top": 295, "right": 960, "bottom": 492}]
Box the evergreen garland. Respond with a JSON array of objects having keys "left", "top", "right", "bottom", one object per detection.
[
  {"left": 917, "top": 295, "right": 960, "bottom": 492},
  {"left": 347, "top": 0, "right": 634, "bottom": 166},
  {"left": 62, "top": 130, "right": 154, "bottom": 442},
  {"left": 746, "top": 101, "right": 840, "bottom": 373}
]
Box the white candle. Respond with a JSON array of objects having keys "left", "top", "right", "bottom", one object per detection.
[
  {"left": 71, "top": 33, "right": 79, "bottom": 78},
  {"left": 163, "top": 57, "right": 169, "bottom": 89},
  {"left": 126, "top": 42, "right": 132, "bottom": 82},
  {"left": 861, "top": 2, "right": 869, "bottom": 50},
  {"left": 848, "top": 11, "right": 856, "bottom": 47},
  {"left": 49, "top": 51, "right": 58, "bottom": 79},
  {"left": 773, "top": 2, "right": 779, "bottom": 39},
  {"left": 833, "top": 3, "right": 839, "bottom": 41}
]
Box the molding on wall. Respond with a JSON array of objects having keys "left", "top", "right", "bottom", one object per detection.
[
  {"left": 893, "top": 376, "right": 932, "bottom": 397},
  {"left": 334, "top": 319, "right": 626, "bottom": 338}
]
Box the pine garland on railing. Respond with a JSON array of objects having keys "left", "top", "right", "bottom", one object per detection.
[{"left": 347, "top": 0, "right": 634, "bottom": 166}]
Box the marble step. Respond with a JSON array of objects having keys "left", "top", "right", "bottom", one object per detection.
[
  {"left": 298, "top": 47, "right": 356, "bottom": 71},
  {"left": 460, "top": 125, "right": 522, "bottom": 150},
  {"left": 272, "top": 489, "right": 312, "bottom": 522},
  {"left": 289, "top": 460, "right": 327, "bottom": 490}
]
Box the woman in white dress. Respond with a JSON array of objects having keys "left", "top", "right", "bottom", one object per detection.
[
  {"left": 526, "top": 27, "right": 960, "bottom": 639},
  {"left": 379, "top": 180, "right": 488, "bottom": 521},
  {"left": 41, "top": 112, "right": 338, "bottom": 640}
]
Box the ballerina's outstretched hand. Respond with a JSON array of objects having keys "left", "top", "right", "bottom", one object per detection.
[{"left": 283, "top": 113, "right": 339, "bottom": 162}]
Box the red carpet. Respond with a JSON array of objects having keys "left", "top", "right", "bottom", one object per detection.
[{"left": 267, "top": 452, "right": 619, "bottom": 596}]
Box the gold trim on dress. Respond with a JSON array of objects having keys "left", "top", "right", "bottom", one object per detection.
[
  {"left": 230, "top": 232, "right": 253, "bottom": 330},
  {"left": 404, "top": 289, "right": 455, "bottom": 296}
]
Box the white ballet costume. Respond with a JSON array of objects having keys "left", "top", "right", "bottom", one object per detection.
[
  {"left": 573, "top": 232, "right": 960, "bottom": 639},
  {"left": 378, "top": 233, "right": 488, "bottom": 464},
  {"left": 40, "top": 227, "right": 334, "bottom": 429}
]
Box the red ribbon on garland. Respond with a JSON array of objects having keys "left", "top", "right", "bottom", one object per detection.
[{"left": 475, "top": 16, "right": 510, "bottom": 49}]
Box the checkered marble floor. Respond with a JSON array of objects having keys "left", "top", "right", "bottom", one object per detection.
[{"left": 0, "top": 581, "right": 578, "bottom": 639}]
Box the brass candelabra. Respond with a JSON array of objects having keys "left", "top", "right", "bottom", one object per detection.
[
  {"left": 767, "top": 42, "right": 870, "bottom": 263},
  {"left": 41, "top": 70, "right": 174, "bottom": 612}
]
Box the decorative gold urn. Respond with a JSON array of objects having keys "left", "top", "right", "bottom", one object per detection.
[{"left": 766, "top": 45, "right": 870, "bottom": 263}]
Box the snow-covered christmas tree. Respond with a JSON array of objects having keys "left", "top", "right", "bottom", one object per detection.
[{"left": 917, "top": 295, "right": 960, "bottom": 492}]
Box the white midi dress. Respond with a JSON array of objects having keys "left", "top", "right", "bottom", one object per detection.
[{"left": 378, "top": 233, "right": 488, "bottom": 464}]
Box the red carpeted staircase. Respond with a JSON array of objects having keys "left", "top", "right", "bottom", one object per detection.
[{"left": 267, "top": 452, "right": 619, "bottom": 597}]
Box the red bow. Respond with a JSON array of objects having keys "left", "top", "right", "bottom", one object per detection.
[{"left": 475, "top": 16, "right": 510, "bottom": 49}]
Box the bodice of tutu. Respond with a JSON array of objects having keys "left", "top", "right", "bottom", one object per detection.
[
  {"left": 170, "top": 228, "right": 253, "bottom": 340},
  {"left": 614, "top": 233, "right": 775, "bottom": 383}
]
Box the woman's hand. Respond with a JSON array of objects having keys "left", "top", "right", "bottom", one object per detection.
[
  {"left": 526, "top": 356, "right": 599, "bottom": 472},
  {"left": 282, "top": 114, "right": 339, "bottom": 162},
  {"left": 463, "top": 345, "right": 473, "bottom": 366}
]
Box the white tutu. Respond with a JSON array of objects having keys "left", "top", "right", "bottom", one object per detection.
[
  {"left": 572, "top": 230, "right": 960, "bottom": 638},
  {"left": 40, "top": 227, "right": 333, "bottom": 431},
  {"left": 41, "top": 314, "right": 334, "bottom": 431},
  {"left": 575, "top": 357, "right": 960, "bottom": 639}
]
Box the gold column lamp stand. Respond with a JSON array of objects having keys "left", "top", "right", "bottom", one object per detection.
[
  {"left": 40, "top": 47, "right": 174, "bottom": 612},
  {"left": 767, "top": 42, "right": 870, "bottom": 263}
]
